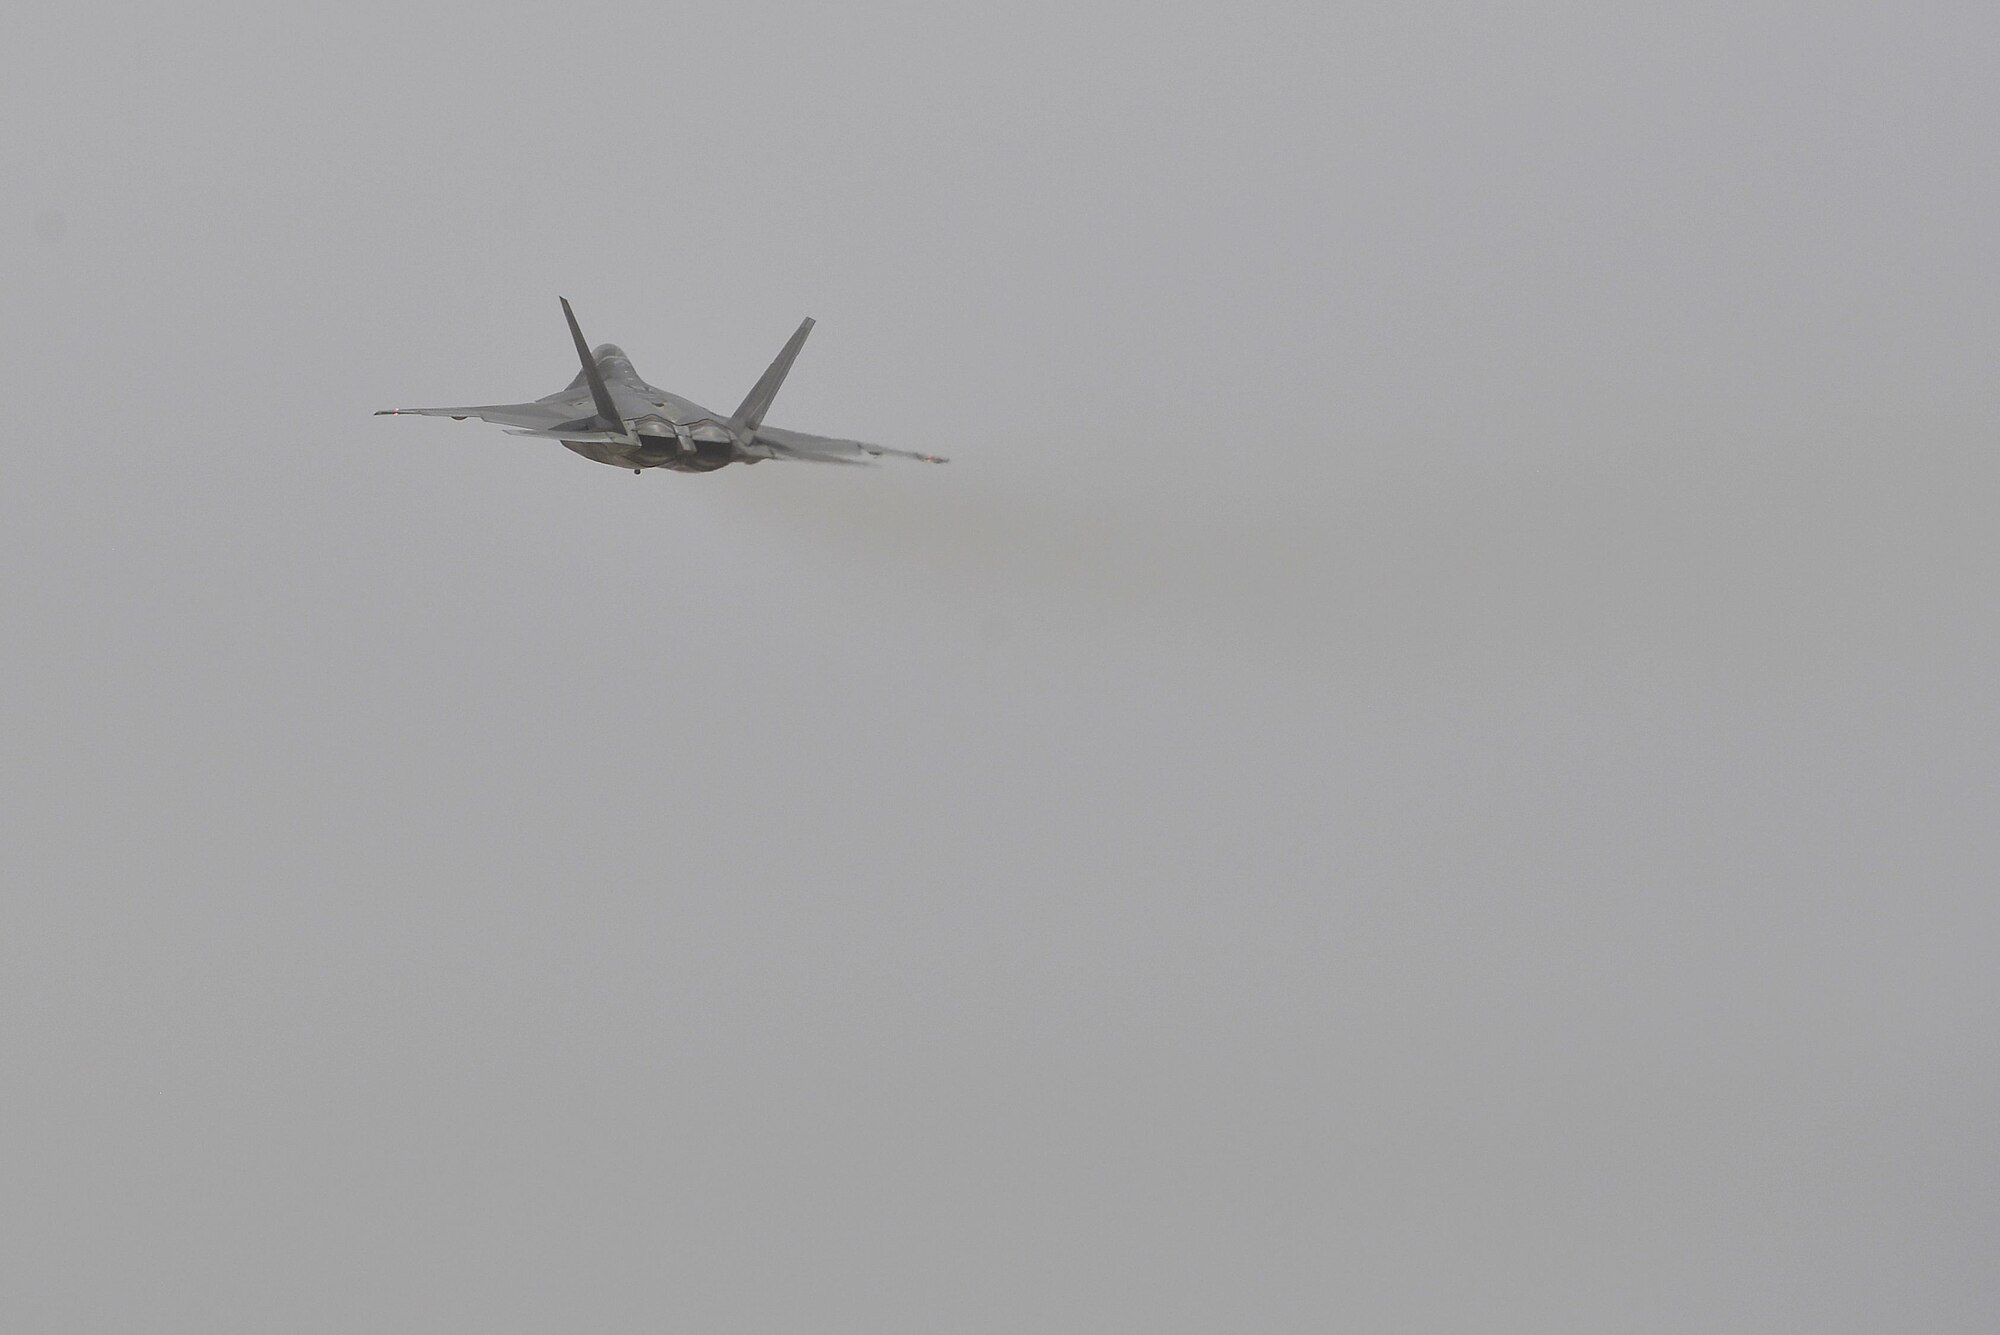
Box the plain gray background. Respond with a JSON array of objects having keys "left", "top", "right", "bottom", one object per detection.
[{"left": 3, "top": 2, "right": 1995, "bottom": 1330}]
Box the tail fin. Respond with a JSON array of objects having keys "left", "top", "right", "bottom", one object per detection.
[
  {"left": 560, "top": 297, "right": 623, "bottom": 428},
  {"left": 732, "top": 317, "right": 814, "bottom": 430}
]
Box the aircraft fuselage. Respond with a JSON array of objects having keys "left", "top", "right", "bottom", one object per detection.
[{"left": 376, "top": 301, "right": 947, "bottom": 471}]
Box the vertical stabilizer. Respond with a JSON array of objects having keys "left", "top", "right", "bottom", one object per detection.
[
  {"left": 560, "top": 297, "right": 624, "bottom": 429},
  {"left": 732, "top": 317, "right": 814, "bottom": 430}
]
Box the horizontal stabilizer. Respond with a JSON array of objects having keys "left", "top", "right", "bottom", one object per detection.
[{"left": 503, "top": 427, "right": 630, "bottom": 443}]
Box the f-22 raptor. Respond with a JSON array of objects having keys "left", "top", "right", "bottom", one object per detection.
[{"left": 377, "top": 298, "right": 946, "bottom": 474}]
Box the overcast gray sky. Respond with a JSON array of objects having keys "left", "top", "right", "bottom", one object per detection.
[{"left": 3, "top": 2, "right": 1996, "bottom": 1330}]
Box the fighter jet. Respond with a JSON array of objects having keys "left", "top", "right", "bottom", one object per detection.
[{"left": 376, "top": 298, "right": 947, "bottom": 474}]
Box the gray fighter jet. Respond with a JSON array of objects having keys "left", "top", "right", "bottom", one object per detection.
[{"left": 376, "top": 298, "right": 946, "bottom": 474}]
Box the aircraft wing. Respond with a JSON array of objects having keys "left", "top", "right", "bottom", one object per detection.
[
  {"left": 373, "top": 399, "right": 582, "bottom": 430},
  {"left": 755, "top": 425, "right": 947, "bottom": 465}
]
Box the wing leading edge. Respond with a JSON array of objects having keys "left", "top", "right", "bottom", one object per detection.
[
  {"left": 372, "top": 401, "right": 582, "bottom": 429},
  {"left": 754, "top": 426, "right": 947, "bottom": 465}
]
